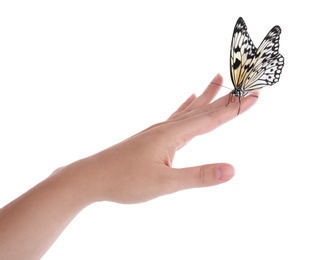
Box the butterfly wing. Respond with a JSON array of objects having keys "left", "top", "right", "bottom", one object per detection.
[
  {"left": 230, "top": 17, "right": 257, "bottom": 90},
  {"left": 242, "top": 26, "right": 285, "bottom": 91}
]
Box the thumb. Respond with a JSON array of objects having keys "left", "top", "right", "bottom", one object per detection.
[{"left": 170, "top": 164, "right": 235, "bottom": 192}]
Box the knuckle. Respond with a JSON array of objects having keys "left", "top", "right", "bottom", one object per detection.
[{"left": 195, "top": 166, "right": 214, "bottom": 185}]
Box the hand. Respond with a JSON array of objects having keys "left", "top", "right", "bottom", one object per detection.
[
  {"left": 71, "top": 73, "right": 258, "bottom": 204},
  {"left": 0, "top": 73, "right": 258, "bottom": 258}
]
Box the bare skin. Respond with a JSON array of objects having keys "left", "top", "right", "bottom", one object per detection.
[{"left": 0, "top": 74, "right": 258, "bottom": 259}]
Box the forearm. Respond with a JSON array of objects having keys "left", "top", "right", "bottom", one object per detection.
[{"left": 0, "top": 160, "right": 96, "bottom": 259}]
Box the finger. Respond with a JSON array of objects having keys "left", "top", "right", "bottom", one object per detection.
[
  {"left": 167, "top": 91, "right": 232, "bottom": 123},
  {"left": 135, "top": 94, "right": 197, "bottom": 134},
  {"left": 168, "top": 74, "right": 223, "bottom": 121},
  {"left": 185, "top": 73, "right": 223, "bottom": 110},
  {"left": 169, "top": 93, "right": 197, "bottom": 119},
  {"left": 170, "top": 94, "right": 258, "bottom": 149},
  {"left": 166, "top": 163, "right": 235, "bottom": 193},
  {"left": 167, "top": 75, "right": 225, "bottom": 122},
  {"left": 190, "top": 90, "right": 259, "bottom": 118}
]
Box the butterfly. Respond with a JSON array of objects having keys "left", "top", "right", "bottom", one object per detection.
[{"left": 229, "top": 17, "right": 284, "bottom": 114}]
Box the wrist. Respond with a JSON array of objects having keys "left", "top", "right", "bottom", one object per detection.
[
  {"left": 53, "top": 158, "right": 101, "bottom": 207},
  {"left": 0, "top": 159, "right": 99, "bottom": 259}
]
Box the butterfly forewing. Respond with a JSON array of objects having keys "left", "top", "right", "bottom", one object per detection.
[{"left": 230, "top": 17, "right": 257, "bottom": 89}]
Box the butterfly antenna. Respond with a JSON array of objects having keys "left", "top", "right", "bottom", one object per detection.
[{"left": 209, "top": 81, "right": 232, "bottom": 91}]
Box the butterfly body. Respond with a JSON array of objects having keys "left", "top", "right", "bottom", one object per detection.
[{"left": 229, "top": 17, "right": 284, "bottom": 114}]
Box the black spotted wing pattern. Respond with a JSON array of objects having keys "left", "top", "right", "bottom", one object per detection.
[
  {"left": 230, "top": 17, "right": 284, "bottom": 100},
  {"left": 243, "top": 26, "right": 284, "bottom": 91},
  {"left": 230, "top": 17, "right": 257, "bottom": 89}
]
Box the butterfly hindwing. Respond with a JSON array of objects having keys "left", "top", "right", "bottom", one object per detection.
[
  {"left": 243, "top": 54, "right": 284, "bottom": 91},
  {"left": 243, "top": 25, "right": 285, "bottom": 91}
]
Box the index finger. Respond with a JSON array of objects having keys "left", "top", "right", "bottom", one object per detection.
[{"left": 170, "top": 94, "right": 258, "bottom": 149}]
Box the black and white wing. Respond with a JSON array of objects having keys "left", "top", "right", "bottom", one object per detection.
[
  {"left": 230, "top": 17, "right": 257, "bottom": 90},
  {"left": 242, "top": 26, "right": 285, "bottom": 91}
]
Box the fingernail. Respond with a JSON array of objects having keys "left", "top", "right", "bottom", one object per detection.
[{"left": 217, "top": 165, "right": 234, "bottom": 182}]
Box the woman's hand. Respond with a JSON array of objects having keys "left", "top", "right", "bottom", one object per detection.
[
  {"left": 75, "top": 74, "right": 258, "bottom": 204},
  {"left": 0, "top": 74, "right": 258, "bottom": 258}
]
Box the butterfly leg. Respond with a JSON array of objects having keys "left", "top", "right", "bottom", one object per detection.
[
  {"left": 237, "top": 95, "right": 242, "bottom": 115},
  {"left": 225, "top": 93, "right": 237, "bottom": 107},
  {"left": 225, "top": 93, "right": 232, "bottom": 107},
  {"left": 237, "top": 92, "right": 258, "bottom": 115},
  {"left": 249, "top": 93, "right": 259, "bottom": 99}
]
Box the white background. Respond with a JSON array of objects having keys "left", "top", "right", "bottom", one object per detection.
[{"left": 1, "top": 1, "right": 317, "bottom": 259}]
